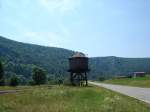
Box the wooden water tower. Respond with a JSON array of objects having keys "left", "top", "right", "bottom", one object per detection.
[{"left": 68, "top": 52, "right": 90, "bottom": 86}]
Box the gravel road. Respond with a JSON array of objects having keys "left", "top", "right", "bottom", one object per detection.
[{"left": 89, "top": 81, "right": 150, "bottom": 104}]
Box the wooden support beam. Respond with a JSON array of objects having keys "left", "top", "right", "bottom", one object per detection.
[
  {"left": 85, "top": 72, "right": 88, "bottom": 86},
  {"left": 70, "top": 72, "right": 88, "bottom": 86}
]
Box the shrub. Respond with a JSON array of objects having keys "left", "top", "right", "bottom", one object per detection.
[
  {"left": 0, "top": 61, "right": 5, "bottom": 86},
  {"left": 32, "top": 67, "right": 47, "bottom": 85},
  {"left": 9, "top": 74, "right": 19, "bottom": 86}
]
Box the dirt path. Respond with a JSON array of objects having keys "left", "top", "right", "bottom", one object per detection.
[
  {"left": 0, "top": 90, "right": 20, "bottom": 94},
  {"left": 89, "top": 81, "right": 150, "bottom": 104}
]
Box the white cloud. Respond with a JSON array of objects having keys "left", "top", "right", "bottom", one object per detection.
[
  {"left": 1, "top": 0, "right": 74, "bottom": 47},
  {"left": 2, "top": 16, "right": 72, "bottom": 48},
  {"left": 21, "top": 30, "right": 70, "bottom": 47},
  {"left": 39, "top": 0, "right": 80, "bottom": 15}
]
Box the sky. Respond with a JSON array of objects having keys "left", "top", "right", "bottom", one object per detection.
[{"left": 0, "top": 0, "right": 150, "bottom": 57}]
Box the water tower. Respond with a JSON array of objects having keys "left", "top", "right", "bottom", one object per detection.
[{"left": 68, "top": 52, "right": 90, "bottom": 86}]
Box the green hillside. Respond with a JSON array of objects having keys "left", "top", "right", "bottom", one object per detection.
[
  {"left": 0, "top": 36, "right": 74, "bottom": 81},
  {"left": 1, "top": 36, "right": 150, "bottom": 82},
  {"left": 89, "top": 57, "right": 150, "bottom": 79}
]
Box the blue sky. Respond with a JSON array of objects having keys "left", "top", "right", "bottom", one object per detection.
[{"left": 0, "top": 0, "right": 150, "bottom": 57}]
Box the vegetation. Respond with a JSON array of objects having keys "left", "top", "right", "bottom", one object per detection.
[
  {"left": 9, "top": 74, "right": 19, "bottom": 86},
  {"left": 0, "top": 86, "right": 149, "bottom": 112},
  {"left": 1, "top": 36, "right": 150, "bottom": 83},
  {"left": 0, "top": 36, "right": 74, "bottom": 84},
  {"left": 97, "top": 76, "right": 107, "bottom": 81},
  {"left": 104, "top": 75, "right": 150, "bottom": 88},
  {"left": 89, "top": 57, "right": 150, "bottom": 79},
  {"left": 0, "top": 61, "right": 5, "bottom": 86},
  {"left": 32, "top": 67, "right": 47, "bottom": 85}
]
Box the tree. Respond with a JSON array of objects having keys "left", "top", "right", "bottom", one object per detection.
[
  {"left": 32, "top": 67, "right": 47, "bottom": 85},
  {"left": 0, "top": 61, "right": 5, "bottom": 86},
  {"left": 98, "top": 77, "right": 106, "bottom": 81},
  {"left": 9, "top": 74, "right": 19, "bottom": 86}
]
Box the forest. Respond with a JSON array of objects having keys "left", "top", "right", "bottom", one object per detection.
[{"left": 1, "top": 36, "right": 150, "bottom": 84}]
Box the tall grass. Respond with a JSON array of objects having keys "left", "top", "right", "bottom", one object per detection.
[{"left": 0, "top": 86, "right": 150, "bottom": 112}]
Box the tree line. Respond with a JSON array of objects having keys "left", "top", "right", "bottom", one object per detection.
[{"left": 0, "top": 60, "right": 47, "bottom": 86}]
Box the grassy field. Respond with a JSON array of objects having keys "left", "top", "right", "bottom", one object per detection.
[
  {"left": 0, "top": 85, "right": 150, "bottom": 112},
  {"left": 0, "top": 86, "right": 32, "bottom": 91},
  {"left": 104, "top": 75, "right": 150, "bottom": 88}
]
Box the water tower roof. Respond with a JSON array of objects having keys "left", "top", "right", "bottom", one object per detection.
[{"left": 72, "top": 52, "right": 86, "bottom": 58}]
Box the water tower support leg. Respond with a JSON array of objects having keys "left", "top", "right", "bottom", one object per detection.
[
  {"left": 81, "top": 74, "right": 83, "bottom": 86},
  {"left": 85, "top": 72, "right": 88, "bottom": 86},
  {"left": 70, "top": 72, "right": 74, "bottom": 85}
]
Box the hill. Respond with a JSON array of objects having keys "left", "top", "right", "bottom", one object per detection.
[
  {"left": 89, "top": 57, "right": 150, "bottom": 79},
  {"left": 0, "top": 36, "right": 74, "bottom": 82},
  {"left": 0, "top": 36, "right": 150, "bottom": 82}
]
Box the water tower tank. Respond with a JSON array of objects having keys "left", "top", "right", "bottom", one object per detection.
[{"left": 68, "top": 52, "right": 89, "bottom": 73}]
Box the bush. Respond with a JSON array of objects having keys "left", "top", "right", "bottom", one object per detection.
[
  {"left": 0, "top": 61, "right": 5, "bottom": 86},
  {"left": 63, "top": 77, "right": 71, "bottom": 86},
  {"left": 28, "top": 80, "right": 35, "bottom": 86},
  {"left": 32, "top": 67, "right": 47, "bottom": 85},
  {"left": 98, "top": 77, "right": 106, "bottom": 81},
  {"left": 9, "top": 74, "right": 19, "bottom": 86}
]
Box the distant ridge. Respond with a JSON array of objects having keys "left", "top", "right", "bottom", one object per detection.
[
  {"left": 0, "top": 36, "right": 74, "bottom": 80},
  {"left": 0, "top": 36, "right": 150, "bottom": 81}
]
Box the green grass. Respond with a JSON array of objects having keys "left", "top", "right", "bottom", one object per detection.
[
  {"left": 0, "top": 85, "right": 150, "bottom": 112},
  {"left": 104, "top": 75, "right": 150, "bottom": 88}
]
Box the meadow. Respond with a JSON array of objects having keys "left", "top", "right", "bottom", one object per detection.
[
  {"left": 104, "top": 75, "right": 150, "bottom": 88},
  {"left": 0, "top": 85, "right": 150, "bottom": 112}
]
